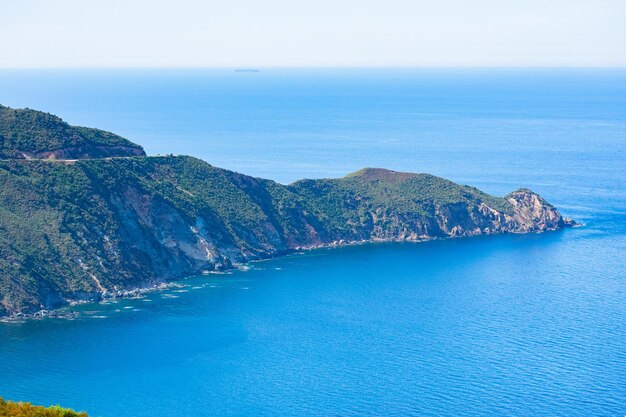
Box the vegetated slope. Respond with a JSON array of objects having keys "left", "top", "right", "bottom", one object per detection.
[
  {"left": 0, "top": 157, "right": 573, "bottom": 317},
  {"left": 0, "top": 105, "right": 574, "bottom": 317},
  {"left": 0, "top": 105, "right": 145, "bottom": 159}
]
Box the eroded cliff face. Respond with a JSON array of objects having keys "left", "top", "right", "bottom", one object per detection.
[
  {"left": 505, "top": 189, "right": 575, "bottom": 231},
  {"left": 431, "top": 190, "right": 571, "bottom": 237},
  {"left": 345, "top": 189, "right": 568, "bottom": 241},
  {"left": 0, "top": 159, "right": 575, "bottom": 318}
]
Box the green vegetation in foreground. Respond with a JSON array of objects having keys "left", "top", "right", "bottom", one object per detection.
[{"left": 0, "top": 397, "right": 88, "bottom": 417}]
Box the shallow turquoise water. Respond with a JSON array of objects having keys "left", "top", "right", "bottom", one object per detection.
[{"left": 0, "top": 69, "right": 625, "bottom": 416}]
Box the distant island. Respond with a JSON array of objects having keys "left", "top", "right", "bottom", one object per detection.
[
  {"left": 0, "top": 105, "right": 575, "bottom": 318},
  {"left": 234, "top": 68, "right": 260, "bottom": 73}
]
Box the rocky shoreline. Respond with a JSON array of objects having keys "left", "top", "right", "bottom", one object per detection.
[
  {"left": 0, "top": 283, "right": 184, "bottom": 322},
  {"left": 0, "top": 224, "right": 578, "bottom": 322}
]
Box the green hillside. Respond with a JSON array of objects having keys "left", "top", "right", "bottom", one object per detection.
[
  {"left": 0, "top": 105, "right": 145, "bottom": 159},
  {"left": 0, "top": 105, "right": 572, "bottom": 317}
]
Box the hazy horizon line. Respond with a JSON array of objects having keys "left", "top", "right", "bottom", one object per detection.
[{"left": 1, "top": 65, "right": 625, "bottom": 70}]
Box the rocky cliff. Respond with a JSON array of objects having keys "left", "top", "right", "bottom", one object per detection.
[{"left": 0, "top": 106, "right": 575, "bottom": 317}]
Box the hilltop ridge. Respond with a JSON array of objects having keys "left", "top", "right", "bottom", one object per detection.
[
  {"left": 0, "top": 105, "right": 145, "bottom": 160},
  {"left": 345, "top": 167, "right": 419, "bottom": 182}
]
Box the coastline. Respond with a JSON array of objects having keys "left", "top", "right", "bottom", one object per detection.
[{"left": 0, "top": 225, "right": 577, "bottom": 323}]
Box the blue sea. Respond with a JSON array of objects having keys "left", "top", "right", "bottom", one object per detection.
[{"left": 0, "top": 69, "right": 625, "bottom": 416}]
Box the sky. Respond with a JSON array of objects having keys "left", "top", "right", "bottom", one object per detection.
[{"left": 1, "top": 0, "right": 625, "bottom": 68}]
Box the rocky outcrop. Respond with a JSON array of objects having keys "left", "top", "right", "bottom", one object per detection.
[{"left": 505, "top": 189, "right": 575, "bottom": 231}]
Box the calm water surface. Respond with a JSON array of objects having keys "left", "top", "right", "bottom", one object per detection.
[{"left": 0, "top": 69, "right": 625, "bottom": 416}]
